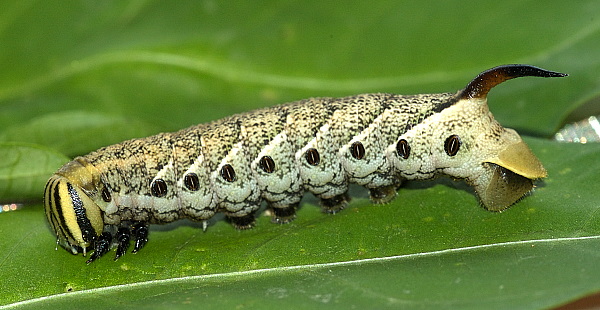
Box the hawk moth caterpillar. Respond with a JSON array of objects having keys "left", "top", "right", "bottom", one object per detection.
[{"left": 44, "top": 64, "right": 567, "bottom": 263}]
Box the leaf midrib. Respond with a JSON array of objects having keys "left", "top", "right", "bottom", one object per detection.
[{"left": 5, "top": 234, "right": 597, "bottom": 309}]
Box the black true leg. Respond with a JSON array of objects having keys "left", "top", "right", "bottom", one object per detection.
[
  {"left": 86, "top": 232, "right": 112, "bottom": 264},
  {"left": 114, "top": 227, "right": 131, "bottom": 260},
  {"left": 269, "top": 203, "right": 298, "bottom": 224},
  {"left": 320, "top": 192, "right": 350, "bottom": 214},
  {"left": 131, "top": 222, "right": 149, "bottom": 254}
]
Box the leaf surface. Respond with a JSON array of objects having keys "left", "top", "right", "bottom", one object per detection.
[{"left": 1, "top": 1, "right": 599, "bottom": 309}]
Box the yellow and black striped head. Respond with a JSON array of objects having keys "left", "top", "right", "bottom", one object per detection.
[{"left": 44, "top": 158, "right": 104, "bottom": 255}]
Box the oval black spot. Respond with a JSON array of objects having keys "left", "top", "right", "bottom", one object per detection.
[
  {"left": 184, "top": 173, "right": 200, "bottom": 191},
  {"left": 350, "top": 141, "right": 365, "bottom": 160},
  {"left": 220, "top": 164, "right": 237, "bottom": 182},
  {"left": 444, "top": 135, "right": 461, "bottom": 156},
  {"left": 151, "top": 179, "right": 167, "bottom": 197},
  {"left": 305, "top": 148, "right": 320, "bottom": 166},
  {"left": 259, "top": 156, "right": 276, "bottom": 173},
  {"left": 101, "top": 187, "right": 111, "bottom": 202},
  {"left": 396, "top": 139, "right": 410, "bottom": 159}
]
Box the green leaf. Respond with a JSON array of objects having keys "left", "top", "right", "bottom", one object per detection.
[
  {"left": 8, "top": 237, "right": 600, "bottom": 310},
  {"left": 0, "top": 111, "right": 160, "bottom": 157},
  {"left": 1, "top": 0, "right": 598, "bottom": 148},
  {"left": 1, "top": 139, "right": 600, "bottom": 309},
  {"left": 1, "top": 0, "right": 599, "bottom": 309},
  {"left": 0, "top": 143, "right": 68, "bottom": 202}
]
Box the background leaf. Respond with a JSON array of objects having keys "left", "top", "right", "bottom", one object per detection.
[
  {"left": 2, "top": 139, "right": 600, "bottom": 309},
  {"left": 1, "top": 0, "right": 599, "bottom": 309},
  {"left": 0, "top": 143, "right": 68, "bottom": 202}
]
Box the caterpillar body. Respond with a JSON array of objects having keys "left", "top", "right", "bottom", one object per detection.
[{"left": 44, "top": 65, "right": 566, "bottom": 263}]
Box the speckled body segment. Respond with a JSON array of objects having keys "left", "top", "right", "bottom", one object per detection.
[
  {"left": 83, "top": 92, "right": 455, "bottom": 225},
  {"left": 44, "top": 64, "right": 566, "bottom": 262}
]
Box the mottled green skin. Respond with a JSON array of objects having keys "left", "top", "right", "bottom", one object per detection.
[{"left": 79, "top": 92, "right": 455, "bottom": 227}]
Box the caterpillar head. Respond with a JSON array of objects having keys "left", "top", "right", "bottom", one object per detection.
[
  {"left": 443, "top": 64, "right": 565, "bottom": 211},
  {"left": 44, "top": 158, "right": 105, "bottom": 255}
]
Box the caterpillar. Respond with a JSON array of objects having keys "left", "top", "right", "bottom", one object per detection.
[{"left": 44, "top": 64, "right": 566, "bottom": 263}]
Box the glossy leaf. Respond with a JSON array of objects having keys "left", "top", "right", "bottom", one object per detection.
[
  {"left": 1, "top": 139, "right": 600, "bottom": 309},
  {"left": 1, "top": 1, "right": 599, "bottom": 309},
  {"left": 0, "top": 143, "right": 68, "bottom": 202}
]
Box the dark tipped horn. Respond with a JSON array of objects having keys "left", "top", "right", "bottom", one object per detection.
[{"left": 460, "top": 64, "right": 567, "bottom": 100}]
